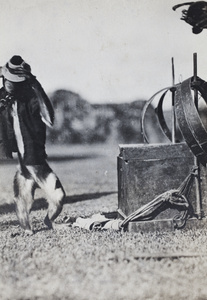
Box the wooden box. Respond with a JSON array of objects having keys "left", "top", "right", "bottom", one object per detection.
[{"left": 117, "top": 143, "right": 207, "bottom": 231}]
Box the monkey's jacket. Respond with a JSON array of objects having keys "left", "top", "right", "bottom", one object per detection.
[{"left": 0, "top": 80, "right": 54, "bottom": 165}]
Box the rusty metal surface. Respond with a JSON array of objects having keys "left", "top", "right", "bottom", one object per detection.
[{"left": 119, "top": 143, "right": 192, "bottom": 161}]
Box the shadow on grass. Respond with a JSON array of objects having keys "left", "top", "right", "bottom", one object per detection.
[
  {"left": 0, "top": 154, "right": 100, "bottom": 166},
  {"left": 0, "top": 191, "right": 117, "bottom": 214},
  {"left": 64, "top": 191, "right": 117, "bottom": 204},
  {"left": 0, "top": 203, "right": 16, "bottom": 214},
  {"left": 48, "top": 153, "right": 101, "bottom": 162}
]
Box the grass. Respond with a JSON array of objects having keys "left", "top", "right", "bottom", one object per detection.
[{"left": 0, "top": 144, "right": 207, "bottom": 300}]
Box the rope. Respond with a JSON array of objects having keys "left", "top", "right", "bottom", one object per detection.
[{"left": 121, "top": 167, "right": 196, "bottom": 229}]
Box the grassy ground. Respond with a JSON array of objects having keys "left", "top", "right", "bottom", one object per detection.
[{"left": 0, "top": 144, "right": 207, "bottom": 300}]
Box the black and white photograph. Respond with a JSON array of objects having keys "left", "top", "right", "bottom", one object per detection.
[{"left": 1, "top": 1, "right": 207, "bottom": 299}]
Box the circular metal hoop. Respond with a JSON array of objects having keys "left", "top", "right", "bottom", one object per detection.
[
  {"left": 174, "top": 77, "right": 207, "bottom": 165},
  {"left": 141, "top": 87, "right": 172, "bottom": 143}
]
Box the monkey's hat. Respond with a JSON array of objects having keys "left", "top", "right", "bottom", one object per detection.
[{"left": 0, "top": 55, "right": 31, "bottom": 82}]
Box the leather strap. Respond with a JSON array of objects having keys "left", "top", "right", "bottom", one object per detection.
[{"left": 155, "top": 90, "right": 173, "bottom": 142}]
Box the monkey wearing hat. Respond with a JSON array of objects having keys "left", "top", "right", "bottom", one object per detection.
[{"left": 0, "top": 55, "right": 65, "bottom": 234}]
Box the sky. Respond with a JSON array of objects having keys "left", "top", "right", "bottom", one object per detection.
[{"left": 0, "top": 0, "right": 207, "bottom": 104}]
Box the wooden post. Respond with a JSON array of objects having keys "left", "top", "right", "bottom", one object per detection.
[
  {"left": 193, "top": 53, "right": 202, "bottom": 219},
  {"left": 171, "top": 57, "right": 176, "bottom": 143}
]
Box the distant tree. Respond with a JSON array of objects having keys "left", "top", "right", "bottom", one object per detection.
[{"left": 47, "top": 90, "right": 167, "bottom": 144}]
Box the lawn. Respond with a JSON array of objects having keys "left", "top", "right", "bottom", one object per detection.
[{"left": 0, "top": 144, "right": 207, "bottom": 300}]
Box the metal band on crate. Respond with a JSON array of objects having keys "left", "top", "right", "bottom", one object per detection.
[
  {"left": 174, "top": 77, "right": 207, "bottom": 165},
  {"left": 175, "top": 82, "right": 206, "bottom": 163},
  {"left": 141, "top": 86, "right": 172, "bottom": 144}
]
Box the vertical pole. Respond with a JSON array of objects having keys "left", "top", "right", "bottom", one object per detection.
[
  {"left": 171, "top": 57, "right": 176, "bottom": 143},
  {"left": 193, "top": 53, "right": 202, "bottom": 219}
]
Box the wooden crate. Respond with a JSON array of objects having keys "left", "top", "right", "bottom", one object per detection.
[{"left": 117, "top": 143, "right": 207, "bottom": 232}]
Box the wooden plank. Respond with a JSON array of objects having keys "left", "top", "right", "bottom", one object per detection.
[
  {"left": 127, "top": 217, "right": 207, "bottom": 233},
  {"left": 119, "top": 143, "right": 194, "bottom": 161},
  {"left": 134, "top": 252, "right": 207, "bottom": 260},
  {"left": 183, "top": 217, "right": 207, "bottom": 230},
  {"left": 128, "top": 219, "right": 174, "bottom": 232},
  {"left": 117, "top": 142, "right": 207, "bottom": 220}
]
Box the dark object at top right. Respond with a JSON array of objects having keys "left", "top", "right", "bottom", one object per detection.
[{"left": 173, "top": 1, "right": 207, "bottom": 34}]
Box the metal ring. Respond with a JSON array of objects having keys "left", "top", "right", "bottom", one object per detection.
[{"left": 175, "top": 77, "right": 207, "bottom": 165}]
